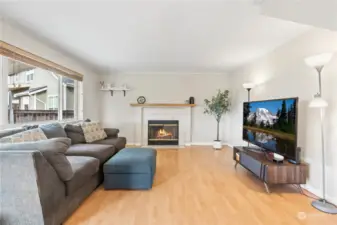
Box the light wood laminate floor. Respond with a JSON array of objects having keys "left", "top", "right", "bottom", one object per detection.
[{"left": 65, "top": 146, "right": 337, "bottom": 225}]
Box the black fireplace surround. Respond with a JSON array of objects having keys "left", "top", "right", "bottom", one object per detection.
[{"left": 148, "top": 120, "right": 179, "bottom": 145}]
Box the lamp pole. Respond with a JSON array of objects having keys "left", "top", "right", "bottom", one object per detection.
[
  {"left": 247, "top": 88, "right": 251, "bottom": 102},
  {"left": 305, "top": 53, "right": 337, "bottom": 214},
  {"left": 316, "top": 65, "right": 324, "bottom": 96},
  {"left": 316, "top": 65, "right": 326, "bottom": 204},
  {"left": 319, "top": 107, "right": 326, "bottom": 203}
]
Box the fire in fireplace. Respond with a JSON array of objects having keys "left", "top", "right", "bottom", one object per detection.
[
  {"left": 148, "top": 120, "right": 179, "bottom": 145},
  {"left": 156, "top": 128, "right": 173, "bottom": 138}
]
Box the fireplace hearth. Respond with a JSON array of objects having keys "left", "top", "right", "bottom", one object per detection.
[{"left": 148, "top": 120, "right": 179, "bottom": 145}]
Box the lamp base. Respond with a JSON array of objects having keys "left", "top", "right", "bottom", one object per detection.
[{"left": 312, "top": 199, "right": 337, "bottom": 214}]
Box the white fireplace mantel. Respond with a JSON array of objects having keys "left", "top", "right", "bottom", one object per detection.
[{"left": 131, "top": 104, "right": 195, "bottom": 146}]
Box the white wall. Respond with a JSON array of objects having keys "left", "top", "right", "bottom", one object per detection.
[
  {"left": 261, "top": 0, "right": 337, "bottom": 31},
  {"left": 100, "top": 73, "right": 231, "bottom": 145},
  {"left": 0, "top": 18, "right": 101, "bottom": 126},
  {"left": 228, "top": 28, "right": 337, "bottom": 204}
]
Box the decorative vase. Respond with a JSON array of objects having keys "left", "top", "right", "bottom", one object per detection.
[
  {"left": 213, "top": 140, "right": 222, "bottom": 150},
  {"left": 189, "top": 97, "right": 195, "bottom": 104}
]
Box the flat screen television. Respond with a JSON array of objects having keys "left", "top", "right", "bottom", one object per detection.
[{"left": 242, "top": 97, "right": 298, "bottom": 160}]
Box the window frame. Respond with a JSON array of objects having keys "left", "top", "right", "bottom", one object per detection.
[{"left": 0, "top": 56, "right": 83, "bottom": 128}]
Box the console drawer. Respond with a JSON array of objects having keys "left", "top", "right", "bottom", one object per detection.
[{"left": 240, "top": 152, "right": 263, "bottom": 178}]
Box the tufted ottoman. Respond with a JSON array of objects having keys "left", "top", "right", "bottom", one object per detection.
[{"left": 103, "top": 147, "right": 157, "bottom": 190}]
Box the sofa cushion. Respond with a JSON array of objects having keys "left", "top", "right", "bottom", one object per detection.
[
  {"left": 91, "top": 137, "right": 126, "bottom": 151},
  {"left": 0, "top": 138, "right": 74, "bottom": 181},
  {"left": 0, "top": 128, "right": 47, "bottom": 143},
  {"left": 39, "top": 123, "right": 67, "bottom": 139},
  {"left": 0, "top": 127, "right": 25, "bottom": 138},
  {"left": 66, "top": 144, "right": 116, "bottom": 164},
  {"left": 103, "top": 128, "right": 119, "bottom": 138},
  {"left": 65, "top": 156, "right": 99, "bottom": 195},
  {"left": 80, "top": 121, "right": 107, "bottom": 143},
  {"left": 64, "top": 124, "right": 86, "bottom": 145}
]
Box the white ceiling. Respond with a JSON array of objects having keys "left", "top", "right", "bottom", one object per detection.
[{"left": 0, "top": 0, "right": 311, "bottom": 74}]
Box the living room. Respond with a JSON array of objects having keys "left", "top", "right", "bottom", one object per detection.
[{"left": 1, "top": 1, "right": 337, "bottom": 225}]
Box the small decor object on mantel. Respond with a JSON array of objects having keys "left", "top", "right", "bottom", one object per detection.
[
  {"left": 137, "top": 96, "right": 146, "bottom": 104},
  {"left": 189, "top": 97, "right": 195, "bottom": 104},
  {"left": 204, "top": 90, "right": 230, "bottom": 150}
]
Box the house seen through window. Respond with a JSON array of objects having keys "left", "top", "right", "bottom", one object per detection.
[
  {"left": 7, "top": 58, "right": 77, "bottom": 124},
  {"left": 48, "top": 95, "right": 58, "bottom": 110}
]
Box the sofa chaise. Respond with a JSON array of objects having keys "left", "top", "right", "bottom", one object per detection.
[{"left": 0, "top": 122, "right": 126, "bottom": 225}]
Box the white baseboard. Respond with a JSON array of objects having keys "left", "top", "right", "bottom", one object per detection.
[
  {"left": 191, "top": 142, "right": 233, "bottom": 148},
  {"left": 128, "top": 142, "right": 232, "bottom": 149},
  {"left": 129, "top": 142, "right": 219, "bottom": 146},
  {"left": 126, "top": 143, "right": 141, "bottom": 146},
  {"left": 128, "top": 143, "right": 192, "bottom": 147},
  {"left": 301, "top": 184, "right": 337, "bottom": 205},
  {"left": 127, "top": 143, "right": 185, "bottom": 149},
  {"left": 226, "top": 143, "right": 234, "bottom": 148},
  {"left": 191, "top": 142, "right": 213, "bottom": 146}
]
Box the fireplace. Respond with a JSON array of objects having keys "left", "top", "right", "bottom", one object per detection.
[{"left": 148, "top": 120, "right": 179, "bottom": 145}]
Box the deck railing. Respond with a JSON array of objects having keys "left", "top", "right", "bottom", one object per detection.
[{"left": 8, "top": 110, "right": 74, "bottom": 124}]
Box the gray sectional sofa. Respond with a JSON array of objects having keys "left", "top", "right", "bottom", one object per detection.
[{"left": 0, "top": 123, "right": 126, "bottom": 225}]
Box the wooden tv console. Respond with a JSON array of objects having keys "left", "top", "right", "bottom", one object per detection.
[{"left": 233, "top": 146, "right": 309, "bottom": 193}]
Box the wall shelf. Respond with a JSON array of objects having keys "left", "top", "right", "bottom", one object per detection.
[
  {"left": 130, "top": 103, "right": 196, "bottom": 107},
  {"left": 101, "top": 87, "right": 131, "bottom": 96}
]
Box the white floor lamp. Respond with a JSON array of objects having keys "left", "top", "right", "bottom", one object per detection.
[{"left": 305, "top": 53, "right": 337, "bottom": 214}]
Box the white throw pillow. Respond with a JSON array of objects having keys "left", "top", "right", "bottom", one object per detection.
[
  {"left": 0, "top": 128, "right": 48, "bottom": 143},
  {"left": 80, "top": 121, "right": 107, "bottom": 143}
]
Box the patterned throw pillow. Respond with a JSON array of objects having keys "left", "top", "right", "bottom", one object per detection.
[
  {"left": 0, "top": 128, "right": 48, "bottom": 143},
  {"left": 80, "top": 121, "right": 107, "bottom": 143}
]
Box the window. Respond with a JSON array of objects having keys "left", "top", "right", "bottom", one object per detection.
[
  {"left": 48, "top": 95, "right": 58, "bottom": 110},
  {"left": 26, "top": 70, "right": 34, "bottom": 83},
  {"left": 5, "top": 58, "right": 80, "bottom": 124}
]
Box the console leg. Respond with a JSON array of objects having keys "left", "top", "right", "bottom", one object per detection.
[
  {"left": 264, "top": 182, "right": 271, "bottom": 194},
  {"left": 298, "top": 185, "right": 304, "bottom": 195}
]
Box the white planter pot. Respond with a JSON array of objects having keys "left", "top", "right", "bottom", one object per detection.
[{"left": 213, "top": 140, "right": 222, "bottom": 150}]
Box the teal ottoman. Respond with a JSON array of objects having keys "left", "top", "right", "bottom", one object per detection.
[{"left": 103, "top": 148, "right": 157, "bottom": 190}]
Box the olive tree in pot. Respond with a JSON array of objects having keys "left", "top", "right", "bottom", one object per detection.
[{"left": 204, "top": 90, "right": 230, "bottom": 150}]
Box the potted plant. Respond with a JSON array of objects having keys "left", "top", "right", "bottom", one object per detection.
[{"left": 204, "top": 90, "right": 230, "bottom": 150}]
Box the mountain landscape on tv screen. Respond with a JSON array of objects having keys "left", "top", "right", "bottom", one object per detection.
[
  {"left": 247, "top": 108, "right": 278, "bottom": 126},
  {"left": 243, "top": 99, "right": 297, "bottom": 155},
  {"left": 244, "top": 99, "right": 296, "bottom": 138}
]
